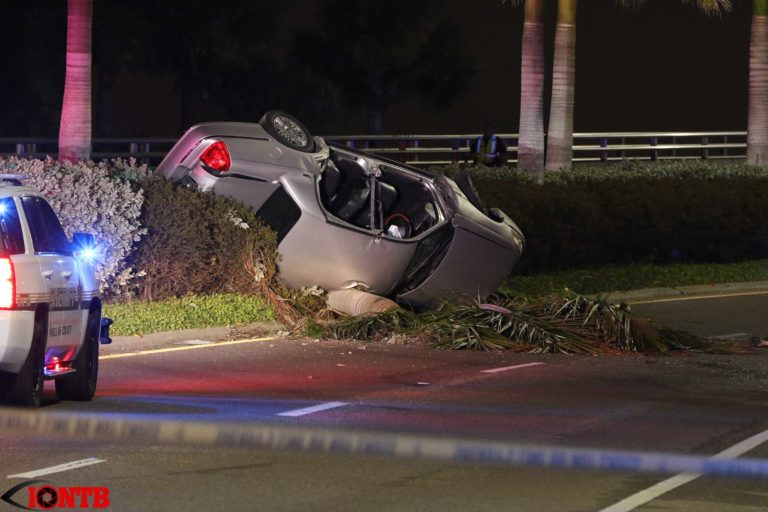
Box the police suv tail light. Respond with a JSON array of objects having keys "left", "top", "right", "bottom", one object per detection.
[
  {"left": 200, "top": 140, "right": 231, "bottom": 172},
  {"left": 0, "top": 258, "right": 14, "bottom": 309}
]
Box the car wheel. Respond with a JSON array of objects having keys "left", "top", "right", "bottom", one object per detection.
[
  {"left": 259, "top": 111, "right": 316, "bottom": 153},
  {"left": 2, "top": 312, "right": 47, "bottom": 408},
  {"left": 55, "top": 308, "right": 100, "bottom": 402}
]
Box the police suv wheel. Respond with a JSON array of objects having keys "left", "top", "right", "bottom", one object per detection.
[{"left": 55, "top": 309, "right": 100, "bottom": 402}]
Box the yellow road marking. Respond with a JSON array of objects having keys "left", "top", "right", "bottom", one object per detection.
[
  {"left": 629, "top": 290, "right": 768, "bottom": 305},
  {"left": 99, "top": 336, "right": 276, "bottom": 360}
]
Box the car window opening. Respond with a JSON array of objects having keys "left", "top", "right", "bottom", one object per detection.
[{"left": 319, "top": 151, "right": 439, "bottom": 240}]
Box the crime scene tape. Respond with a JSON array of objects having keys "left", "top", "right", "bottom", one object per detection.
[{"left": 1, "top": 408, "right": 767, "bottom": 478}]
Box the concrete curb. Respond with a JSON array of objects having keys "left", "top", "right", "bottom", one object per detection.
[
  {"left": 104, "top": 320, "right": 285, "bottom": 354},
  {"left": 601, "top": 280, "right": 768, "bottom": 304}
]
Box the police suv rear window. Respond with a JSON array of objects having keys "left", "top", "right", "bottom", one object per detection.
[
  {"left": 21, "top": 196, "right": 71, "bottom": 255},
  {"left": 0, "top": 197, "right": 25, "bottom": 255}
]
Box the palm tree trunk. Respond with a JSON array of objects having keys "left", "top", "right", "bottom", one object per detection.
[
  {"left": 748, "top": 2, "right": 768, "bottom": 166},
  {"left": 546, "top": 0, "right": 577, "bottom": 171},
  {"left": 517, "top": 0, "right": 546, "bottom": 172},
  {"left": 58, "top": 0, "right": 93, "bottom": 162}
]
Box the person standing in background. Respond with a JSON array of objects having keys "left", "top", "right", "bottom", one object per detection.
[{"left": 472, "top": 123, "right": 507, "bottom": 166}]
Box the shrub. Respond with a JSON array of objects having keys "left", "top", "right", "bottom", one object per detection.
[
  {"left": 0, "top": 157, "right": 147, "bottom": 295},
  {"left": 129, "top": 178, "right": 278, "bottom": 301},
  {"left": 437, "top": 161, "right": 768, "bottom": 273}
]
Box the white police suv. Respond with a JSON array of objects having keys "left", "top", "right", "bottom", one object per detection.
[{"left": 0, "top": 176, "right": 108, "bottom": 408}]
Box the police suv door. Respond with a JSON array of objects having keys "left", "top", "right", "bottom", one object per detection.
[{"left": 20, "top": 196, "right": 83, "bottom": 356}]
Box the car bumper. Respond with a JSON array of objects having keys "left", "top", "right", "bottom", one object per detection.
[{"left": 0, "top": 310, "right": 36, "bottom": 374}]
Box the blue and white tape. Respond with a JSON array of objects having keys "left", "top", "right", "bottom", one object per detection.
[{"left": 1, "top": 409, "right": 767, "bottom": 479}]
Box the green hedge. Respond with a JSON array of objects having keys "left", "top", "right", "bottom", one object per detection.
[
  {"left": 438, "top": 161, "right": 768, "bottom": 273},
  {"left": 127, "top": 178, "right": 278, "bottom": 301}
]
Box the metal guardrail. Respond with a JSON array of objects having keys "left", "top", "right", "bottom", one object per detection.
[
  {"left": 0, "top": 131, "right": 748, "bottom": 167},
  {"left": 0, "top": 137, "right": 175, "bottom": 163}
]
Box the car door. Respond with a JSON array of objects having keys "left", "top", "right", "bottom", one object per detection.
[{"left": 20, "top": 196, "right": 83, "bottom": 353}]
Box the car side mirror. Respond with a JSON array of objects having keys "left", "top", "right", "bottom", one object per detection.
[{"left": 72, "top": 232, "right": 98, "bottom": 262}]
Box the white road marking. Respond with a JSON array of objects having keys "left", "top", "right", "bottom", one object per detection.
[
  {"left": 598, "top": 428, "right": 768, "bottom": 512},
  {"left": 481, "top": 362, "right": 545, "bottom": 374},
  {"left": 7, "top": 458, "right": 105, "bottom": 479},
  {"left": 277, "top": 401, "right": 349, "bottom": 417},
  {"left": 629, "top": 289, "right": 768, "bottom": 305}
]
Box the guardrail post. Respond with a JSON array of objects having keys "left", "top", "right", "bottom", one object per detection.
[
  {"left": 600, "top": 138, "right": 608, "bottom": 162},
  {"left": 702, "top": 136, "right": 709, "bottom": 160},
  {"left": 412, "top": 139, "right": 419, "bottom": 164},
  {"left": 346, "top": 140, "right": 355, "bottom": 149},
  {"left": 463, "top": 138, "right": 467, "bottom": 164},
  {"left": 28, "top": 143, "right": 36, "bottom": 156},
  {"left": 129, "top": 142, "right": 138, "bottom": 155},
  {"left": 398, "top": 140, "right": 406, "bottom": 163},
  {"left": 723, "top": 135, "right": 728, "bottom": 158},
  {"left": 650, "top": 137, "right": 658, "bottom": 161},
  {"left": 15, "top": 143, "right": 25, "bottom": 157},
  {"left": 671, "top": 136, "right": 676, "bottom": 158},
  {"left": 452, "top": 139, "right": 459, "bottom": 164}
]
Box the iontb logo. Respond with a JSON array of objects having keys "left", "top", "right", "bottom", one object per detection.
[{"left": 1, "top": 480, "right": 110, "bottom": 510}]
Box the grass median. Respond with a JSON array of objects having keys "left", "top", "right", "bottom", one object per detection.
[
  {"left": 104, "top": 293, "right": 274, "bottom": 336},
  {"left": 102, "top": 260, "right": 767, "bottom": 337},
  {"left": 501, "top": 259, "right": 768, "bottom": 298}
]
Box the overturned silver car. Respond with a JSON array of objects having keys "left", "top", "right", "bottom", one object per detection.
[{"left": 157, "top": 111, "right": 524, "bottom": 308}]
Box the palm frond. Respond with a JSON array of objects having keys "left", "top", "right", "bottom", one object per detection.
[
  {"left": 316, "top": 292, "right": 728, "bottom": 355},
  {"left": 324, "top": 308, "right": 420, "bottom": 340},
  {"left": 618, "top": 0, "right": 732, "bottom": 15},
  {"left": 683, "top": 0, "right": 733, "bottom": 15}
]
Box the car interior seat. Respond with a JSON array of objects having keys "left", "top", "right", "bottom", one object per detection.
[
  {"left": 327, "top": 157, "right": 371, "bottom": 221},
  {"left": 352, "top": 181, "right": 398, "bottom": 229},
  {"left": 319, "top": 161, "right": 342, "bottom": 206}
]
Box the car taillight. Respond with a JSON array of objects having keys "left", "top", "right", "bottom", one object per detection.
[
  {"left": 0, "top": 258, "right": 14, "bottom": 309},
  {"left": 200, "top": 140, "right": 231, "bottom": 172}
]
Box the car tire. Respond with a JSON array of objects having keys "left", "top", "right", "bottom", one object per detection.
[
  {"left": 259, "top": 110, "right": 316, "bottom": 153},
  {"left": 2, "top": 311, "right": 47, "bottom": 408},
  {"left": 55, "top": 308, "right": 100, "bottom": 402},
  {"left": 455, "top": 171, "right": 490, "bottom": 217}
]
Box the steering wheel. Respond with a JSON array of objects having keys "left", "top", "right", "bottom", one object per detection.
[{"left": 384, "top": 213, "right": 413, "bottom": 239}]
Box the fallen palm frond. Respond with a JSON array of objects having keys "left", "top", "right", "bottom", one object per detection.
[
  {"left": 430, "top": 294, "right": 637, "bottom": 354},
  {"left": 325, "top": 308, "right": 421, "bottom": 340},
  {"left": 318, "top": 292, "right": 729, "bottom": 355}
]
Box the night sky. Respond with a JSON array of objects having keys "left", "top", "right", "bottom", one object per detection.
[{"left": 0, "top": 0, "right": 754, "bottom": 137}]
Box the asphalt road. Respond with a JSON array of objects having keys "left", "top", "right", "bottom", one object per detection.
[
  {"left": 631, "top": 293, "right": 768, "bottom": 339},
  {"left": 1, "top": 292, "right": 768, "bottom": 511}
]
